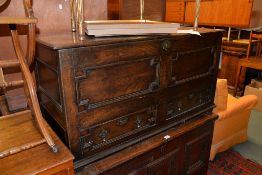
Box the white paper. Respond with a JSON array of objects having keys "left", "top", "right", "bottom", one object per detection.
[{"left": 177, "top": 29, "right": 201, "bottom": 36}]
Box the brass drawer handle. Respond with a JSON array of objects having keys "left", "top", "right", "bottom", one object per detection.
[
  {"left": 188, "top": 93, "right": 194, "bottom": 100},
  {"left": 136, "top": 117, "right": 142, "bottom": 128},
  {"left": 162, "top": 40, "right": 171, "bottom": 51},
  {"left": 177, "top": 101, "right": 183, "bottom": 111},
  {"left": 117, "top": 116, "right": 129, "bottom": 126},
  {"left": 99, "top": 129, "right": 109, "bottom": 142}
]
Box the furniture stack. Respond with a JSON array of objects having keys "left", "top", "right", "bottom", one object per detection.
[
  {"left": 166, "top": 0, "right": 262, "bottom": 28},
  {"left": 35, "top": 28, "right": 222, "bottom": 174}
]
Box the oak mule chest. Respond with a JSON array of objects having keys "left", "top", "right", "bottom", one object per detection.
[{"left": 35, "top": 29, "right": 222, "bottom": 172}]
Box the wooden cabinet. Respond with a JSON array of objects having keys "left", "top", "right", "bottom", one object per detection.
[
  {"left": 79, "top": 115, "right": 217, "bottom": 175},
  {"left": 166, "top": 0, "right": 262, "bottom": 28},
  {"left": 108, "top": 0, "right": 166, "bottom": 21},
  {"left": 35, "top": 29, "right": 222, "bottom": 171},
  {"left": 166, "top": 0, "right": 185, "bottom": 23},
  {"left": 218, "top": 40, "right": 247, "bottom": 89}
]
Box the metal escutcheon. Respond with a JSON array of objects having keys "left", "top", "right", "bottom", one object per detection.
[{"left": 162, "top": 40, "right": 171, "bottom": 51}]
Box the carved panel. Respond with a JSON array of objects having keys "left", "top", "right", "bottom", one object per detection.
[
  {"left": 80, "top": 106, "right": 157, "bottom": 155},
  {"left": 166, "top": 89, "right": 211, "bottom": 121},
  {"left": 185, "top": 131, "right": 211, "bottom": 175},
  {"left": 74, "top": 40, "right": 160, "bottom": 72},
  {"left": 147, "top": 148, "right": 180, "bottom": 175},
  {"left": 75, "top": 57, "right": 160, "bottom": 111},
  {"left": 165, "top": 76, "right": 213, "bottom": 122},
  {"left": 170, "top": 47, "right": 215, "bottom": 86},
  {"left": 36, "top": 60, "right": 62, "bottom": 110}
]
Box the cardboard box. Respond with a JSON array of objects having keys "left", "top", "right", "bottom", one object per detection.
[{"left": 244, "top": 79, "right": 262, "bottom": 112}]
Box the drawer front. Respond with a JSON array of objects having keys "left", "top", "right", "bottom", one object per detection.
[
  {"left": 97, "top": 117, "right": 214, "bottom": 175},
  {"left": 79, "top": 104, "right": 158, "bottom": 156},
  {"left": 103, "top": 137, "right": 182, "bottom": 175},
  {"left": 170, "top": 46, "right": 215, "bottom": 86},
  {"left": 104, "top": 146, "right": 163, "bottom": 175},
  {"left": 165, "top": 76, "right": 213, "bottom": 122},
  {"left": 75, "top": 55, "right": 160, "bottom": 112},
  {"left": 166, "top": 34, "right": 219, "bottom": 87},
  {"left": 74, "top": 40, "right": 160, "bottom": 71}
]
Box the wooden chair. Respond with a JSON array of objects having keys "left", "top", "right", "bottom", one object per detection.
[
  {"left": 0, "top": 0, "right": 58, "bottom": 158},
  {"left": 233, "top": 31, "right": 262, "bottom": 96}
]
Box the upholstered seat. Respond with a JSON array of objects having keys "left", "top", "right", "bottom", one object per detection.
[{"left": 210, "top": 79, "right": 258, "bottom": 160}]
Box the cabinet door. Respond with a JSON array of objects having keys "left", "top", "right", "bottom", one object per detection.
[
  {"left": 146, "top": 149, "right": 180, "bottom": 175},
  {"left": 184, "top": 128, "right": 213, "bottom": 175}
]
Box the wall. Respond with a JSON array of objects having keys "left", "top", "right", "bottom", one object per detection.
[{"left": 0, "top": 0, "right": 108, "bottom": 59}]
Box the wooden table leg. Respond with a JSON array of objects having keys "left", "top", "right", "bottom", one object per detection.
[{"left": 234, "top": 64, "right": 243, "bottom": 96}]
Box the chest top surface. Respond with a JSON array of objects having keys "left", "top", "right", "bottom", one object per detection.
[{"left": 36, "top": 28, "right": 223, "bottom": 50}]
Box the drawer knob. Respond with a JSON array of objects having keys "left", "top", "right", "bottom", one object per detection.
[
  {"left": 177, "top": 101, "right": 183, "bottom": 111},
  {"left": 162, "top": 40, "right": 171, "bottom": 51},
  {"left": 136, "top": 117, "right": 142, "bottom": 128},
  {"left": 99, "top": 129, "right": 109, "bottom": 142},
  {"left": 117, "top": 116, "right": 129, "bottom": 126},
  {"left": 148, "top": 117, "right": 156, "bottom": 124},
  {"left": 188, "top": 93, "right": 194, "bottom": 100}
]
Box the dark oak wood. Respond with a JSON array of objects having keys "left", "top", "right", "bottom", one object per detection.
[
  {"left": 77, "top": 114, "right": 217, "bottom": 175},
  {"left": 35, "top": 28, "right": 222, "bottom": 171}
]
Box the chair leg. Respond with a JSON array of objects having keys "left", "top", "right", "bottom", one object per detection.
[{"left": 234, "top": 64, "right": 242, "bottom": 97}]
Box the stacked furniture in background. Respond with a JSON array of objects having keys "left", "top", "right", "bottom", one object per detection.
[
  {"left": 234, "top": 32, "right": 262, "bottom": 96},
  {"left": 219, "top": 39, "right": 249, "bottom": 92},
  {"left": 166, "top": 0, "right": 262, "bottom": 28},
  {"left": 108, "top": 0, "right": 166, "bottom": 21}
]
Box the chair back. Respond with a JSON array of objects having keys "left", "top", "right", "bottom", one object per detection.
[
  {"left": 246, "top": 31, "right": 262, "bottom": 59},
  {"left": 0, "top": 0, "right": 58, "bottom": 158}
]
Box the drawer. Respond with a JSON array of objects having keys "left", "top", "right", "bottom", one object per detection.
[
  {"left": 169, "top": 46, "right": 215, "bottom": 86},
  {"left": 164, "top": 76, "right": 213, "bottom": 122},
  {"left": 75, "top": 56, "right": 160, "bottom": 112},
  {"left": 79, "top": 105, "right": 158, "bottom": 156},
  {"left": 74, "top": 40, "right": 160, "bottom": 71},
  {"left": 102, "top": 137, "right": 182, "bottom": 175},
  {"left": 104, "top": 146, "right": 164, "bottom": 175},
  {"left": 91, "top": 116, "right": 214, "bottom": 175}
]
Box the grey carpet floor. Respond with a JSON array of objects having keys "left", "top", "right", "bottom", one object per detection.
[{"left": 233, "top": 110, "right": 262, "bottom": 165}]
